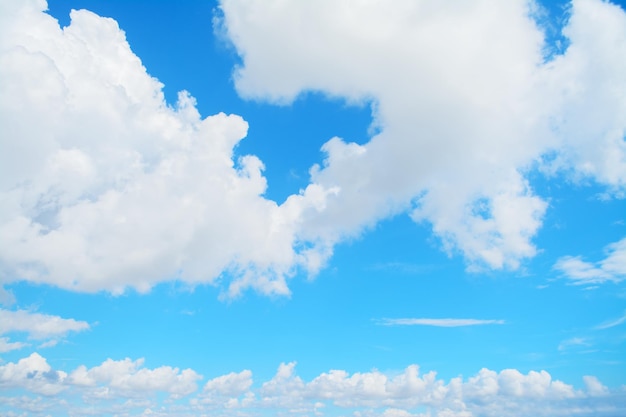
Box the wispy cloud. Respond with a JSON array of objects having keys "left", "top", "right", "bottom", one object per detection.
[
  {"left": 596, "top": 311, "right": 626, "bottom": 330},
  {"left": 554, "top": 238, "right": 626, "bottom": 286},
  {"left": 558, "top": 337, "right": 591, "bottom": 352},
  {"left": 0, "top": 337, "right": 28, "bottom": 353},
  {"left": 377, "top": 318, "right": 505, "bottom": 327}
]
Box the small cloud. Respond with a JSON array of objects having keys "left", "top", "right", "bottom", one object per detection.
[
  {"left": 583, "top": 375, "right": 609, "bottom": 397},
  {"left": 558, "top": 337, "right": 590, "bottom": 352},
  {"left": 39, "top": 340, "right": 59, "bottom": 349},
  {"left": 554, "top": 237, "right": 626, "bottom": 286},
  {"left": 180, "top": 310, "right": 196, "bottom": 316},
  {"left": 595, "top": 311, "right": 626, "bottom": 330},
  {"left": 0, "top": 309, "right": 89, "bottom": 353},
  {"left": 0, "top": 337, "right": 29, "bottom": 353},
  {"left": 376, "top": 318, "right": 505, "bottom": 327},
  {"left": 0, "top": 309, "right": 90, "bottom": 339}
]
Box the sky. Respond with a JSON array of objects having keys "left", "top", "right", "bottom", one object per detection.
[{"left": 0, "top": 0, "right": 626, "bottom": 416}]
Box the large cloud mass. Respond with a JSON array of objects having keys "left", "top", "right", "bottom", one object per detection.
[
  {"left": 0, "top": 0, "right": 625, "bottom": 295},
  {"left": 219, "top": 0, "right": 626, "bottom": 271},
  {"left": 0, "top": 0, "right": 312, "bottom": 296}
]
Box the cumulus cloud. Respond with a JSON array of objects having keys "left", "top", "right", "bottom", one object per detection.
[
  {"left": 218, "top": 0, "right": 626, "bottom": 273},
  {"left": 0, "top": 353, "right": 201, "bottom": 416},
  {"left": 0, "top": 0, "right": 319, "bottom": 296},
  {"left": 378, "top": 318, "right": 505, "bottom": 327},
  {"left": 1, "top": 0, "right": 625, "bottom": 297},
  {"left": 554, "top": 237, "right": 626, "bottom": 285},
  {"left": 67, "top": 357, "right": 202, "bottom": 399},
  {"left": 0, "top": 353, "right": 68, "bottom": 396},
  {"left": 0, "top": 356, "right": 624, "bottom": 416},
  {"left": 203, "top": 370, "right": 253, "bottom": 397}
]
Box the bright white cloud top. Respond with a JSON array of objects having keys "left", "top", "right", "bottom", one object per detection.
[
  {"left": 0, "top": 0, "right": 625, "bottom": 416},
  {"left": 0, "top": 354, "right": 622, "bottom": 417},
  {"left": 1, "top": 0, "right": 625, "bottom": 296}
]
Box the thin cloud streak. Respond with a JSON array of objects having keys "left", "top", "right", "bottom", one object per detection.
[
  {"left": 377, "top": 318, "right": 506, "bottom": 327},
  {"left": 595, "top": 311, "right": 626, "bottom": 330}
]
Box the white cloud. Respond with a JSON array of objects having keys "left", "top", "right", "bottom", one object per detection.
[
  {"left": 67, "top": 357, "right": 202, "bottom": 399},
  {"left": 1, "top": 355, "right": 624, "bottom": 416},
  {"left": 0, "top": 353, "right": 68, "bottom": 396},
  {"left": 1, "top": 0, "right": 625, "bottom": 296},
  {"left": 0, "top": 309, "right": 89, "bottom": 339},
  {"left": 0, "top": 0, "right": 316, "bottom": 297},
  {"left": 0, "top": 337, "right": 28, "bottom": 353},
  {"left": 0, "top": 308, "right": 89, "bottom": 354},
  {"left": 203, "top": 369, "right": 253, "bottom": 397},
  {"left": 378, "top": 318, "right": 505, "bottom": 327},
  {"left": 583, "top": 375, "right": 610, "bottom": 397},
  {"left": 218, "top": 0, "right": 626, "bottom": 273},
  {"left": 554, "top": 237, "right": 626, "bottom": 285},
  {"left": 596, "top": 311, "right": 626, "bottom": 329},
  {"left": 558, "top": 337, "right": 591, "bottom": 351},
  {"left": 0, "top": 287, "right": 15, "bottom": 306}
]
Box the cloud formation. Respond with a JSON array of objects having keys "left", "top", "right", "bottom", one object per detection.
[
  {"left": 0, "top": 308, "right": 89, "bottom": 352},
  {"left": 0, "top": 0, "right": 625, "bottom": 296},
  {"left": 0, "top": 355, "right": 623, "bottom": 416},
  {"left": 0, "top": 0, "right": 313, "bottom": 296},
  {"left": 378, "top": 318, "right": 505, "bottom": 327},
  {"left": 219, "top": 0, "right": 626, "bottom": 272},
  {"left": 555, "top": 237, "right": 626, "bottom": 285}
]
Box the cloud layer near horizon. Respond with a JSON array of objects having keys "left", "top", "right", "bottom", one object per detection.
[
  {"left": 1, "top": 353, "right": 624, "bottom": 417},
  {"left": 0, "top": 0, "right": 625, "bottom": 296}
]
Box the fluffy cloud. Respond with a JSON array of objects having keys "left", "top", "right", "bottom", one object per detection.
[
  {"left": 0, "top": 0, "right": 318, "bottom": 296},
  {"left": 554, "top": 237, "right": 626, "bottom": 285},
  {"left": 67, "top": 357, "right": 201, "bottom": 399},
  {"left": 219, "top": 0, "right": 626, "bottom": 272},
  {"left": 0, "top": 308, "right": 89, "bottom": 353},
  {"left": 2, "top": 355, "right": 623, "bottom": 416},
  {"left": 0, "top": 309, "right": 89, "bottom": 339},
  {"left": 194, "top": 370, "right": 255, "bottom": 409},
  {"left": 0, "top": 353, "right": 68, "bottom": 396},
  {"left": 203, "top": 369, "right": 253, "bottom": 397},
  {"left": 1, "top": 0, "right": 625, "bottom": 297},
  {"left": 0, "top": 353, "right": 201, "bottom": 415}
]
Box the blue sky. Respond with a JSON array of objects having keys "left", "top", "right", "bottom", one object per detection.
[{"left": 0, "top": 0, "right": 625, "bottom": 416}]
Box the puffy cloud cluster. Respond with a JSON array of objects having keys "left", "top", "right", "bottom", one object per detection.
[
  {"left": 0, "top": 308, "right": 89, "bottom": 352},
  {"left": 0, "top": 0, "right": 321, "bottom": 296},
  {"left": 67, "top": 357, "right": 201, "bottom": 399},
  {"left": 0, "top": 0, "right": 625, "bottom": 297},
  {"left": 219, "top": 0, "right": 626, "bottom": 271},
  {"left": 0, "top": 353, "right": 201, "bottom": 400},
  {"left": 0, "top": 355, "right": 624, "bottom": 416}
]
